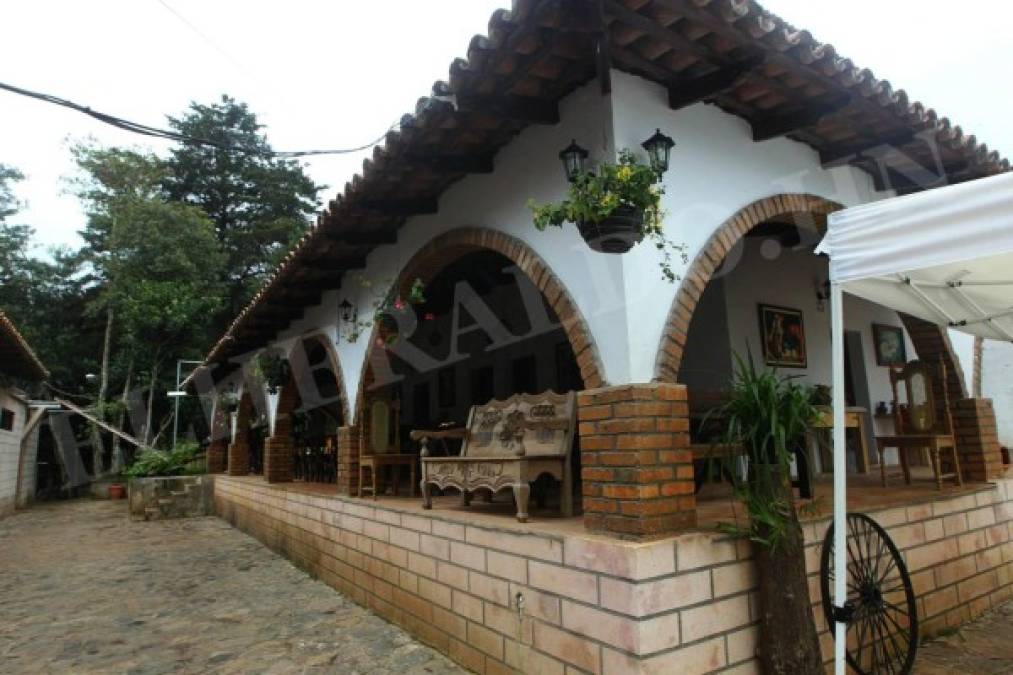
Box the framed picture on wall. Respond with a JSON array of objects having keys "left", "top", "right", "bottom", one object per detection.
[
  {"left": 873, "top": 323, "right": 907, "bottom": 366},
  {"left": 758, "top": 304, "right": 807, "bottom": 368}
]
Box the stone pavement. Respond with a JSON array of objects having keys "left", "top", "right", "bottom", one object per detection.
[
  {"left": 916, "top": 601, "right": 1013, "bottom": 674},
  {"left": 0, "top": 500, "right": 466, "bottom": 674}
]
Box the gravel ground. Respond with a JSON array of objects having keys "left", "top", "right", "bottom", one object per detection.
[{"left": 0, "top": 499, "right": 467, "bottom": 674}]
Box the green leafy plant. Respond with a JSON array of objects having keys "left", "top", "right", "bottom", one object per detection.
[
  {"left": 343, "top": 275, "right": 428, "bottom": 344},
  {"left": 527, "top": 149, "right": 687, "bottom": 281},
  {"left": 712, "top": 351, "right": 818, "bottom": 549},
  {"left": 217, "top": 388, "right": 239, "bottom": 413},
  {"left": 251, "top": 347, "right": 290, "bottom": 393},
  {"left": 125, "top": 441, "right": 203, "bottom": 478}
]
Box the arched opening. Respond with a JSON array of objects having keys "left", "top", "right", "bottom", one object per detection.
[
  {"left": 658, "top": 195, "right": 967, "bottom": 493},
  {"left": 287, "top": 335, "right": 346, "bottom": 483},
  {"left": 354, "top": 238, "right": 592, "bottom": 518}
]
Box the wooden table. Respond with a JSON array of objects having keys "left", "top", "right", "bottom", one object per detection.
[{"left": 811, "top": 406, "right": 872, "bottom": 474}]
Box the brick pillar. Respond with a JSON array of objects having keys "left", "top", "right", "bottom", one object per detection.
[
  {"left": 578, "top": 383, "right": 695, "bottom": 538},
  {"left": 337, "top": 425, "right": 359, "bottom": 495},
  {"left": 264, "top": 386, "right": 296, "bottom": 483},
  {"left": 953, "top": 398, "right": 1004, "bottom": 481},
  {"left": 227, "top": 435, "right": 249, "bottom": 476},
  {"left": 207, "top": 439, "right": 227, "bottom": 473}
]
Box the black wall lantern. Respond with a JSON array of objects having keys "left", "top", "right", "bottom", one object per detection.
[
  {"left": 339, "top": 298, "right": 355, "bottom": 323},
  {"left": 641, "top": 128, "right": 676, "bottom": 175},
  {"left": 559, "top": 139, "right": 589, "bottom": 182}
]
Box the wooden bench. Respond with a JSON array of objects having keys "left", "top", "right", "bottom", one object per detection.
[{"left": 414, "top": 391, "right": 576, "bottom": 523}]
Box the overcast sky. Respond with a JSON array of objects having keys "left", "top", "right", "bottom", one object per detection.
[{"left": 2, "top": 0, "right": 1010, "bottom": 257}]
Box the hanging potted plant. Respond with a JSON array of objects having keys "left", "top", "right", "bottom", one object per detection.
[
  {"left": 528, "top": 149, "right": 686, "bottom": 281},
  {"left": 373, "top": 278, "right": 427, "bottom": 345},
  {"left": 218, "top": 388, "right": 240, "bottom": 414},
  {"left": 711, "top": 353, "right": 823, "bottom": 673},
  {"left": 252, "top": 348, "right": 290, "bottom": 394}
]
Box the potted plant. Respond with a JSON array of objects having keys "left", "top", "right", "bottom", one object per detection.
[
  {"left": 218, "top": 388, "right": 240, "bottom": 414},
  {"left": 714, "top": 353, "right": 823, "bottom": 673},
  {"left": 251, "top": 348, "right": 290, "bottom": 394},
  {"left": 528, "top": 149, "right": 686, "bottom": 281}
]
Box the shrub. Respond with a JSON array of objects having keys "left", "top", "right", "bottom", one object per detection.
[{"left": 125, "top": 441, "right": 203, "bottom": 478}]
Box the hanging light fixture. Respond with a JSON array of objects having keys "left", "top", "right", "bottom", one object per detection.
[
  {"left": 558, "top": 139, "right": 589, "bottom": 183},
  {"left": 641, "top": 128, "right": 676, "bottom": 176},
  {"left": 339, "top": 298, "right": 354, "bottom": 323}
]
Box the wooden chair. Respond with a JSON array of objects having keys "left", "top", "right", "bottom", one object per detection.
[
  {"left": 875, "top": 358, "right": 962, "bottom": 489},
  {"left": 358, "top": 393, "right": 416, "bottom": 499},
  {"left": 415, "top": 391, "right": 576, "bottom": 523}
]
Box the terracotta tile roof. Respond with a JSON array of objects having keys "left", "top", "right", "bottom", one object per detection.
[
  {"left": 190, "top": 0, "right": 1009, "bottom": 382},
  {"left": 0, "top": 309, "right": 48, "bottom": 382}
]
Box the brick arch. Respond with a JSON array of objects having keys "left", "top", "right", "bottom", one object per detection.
[
  {"left": 352, "top": 226, "right": 606, "bottom": 426},
  {"left": 654, "top": 194, "right": 843, "bottom": 382},
  {"left": 653, "top": 194, "right": 968, "bottom": 396}
]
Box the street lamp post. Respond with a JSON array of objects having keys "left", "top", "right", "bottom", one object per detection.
[{"left": 167, "top": 359, "right": 204, "bottom": 450}]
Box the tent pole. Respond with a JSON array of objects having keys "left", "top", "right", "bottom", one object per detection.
[{"left": 831, "top": 282, "right": 847, "bottom": 675}]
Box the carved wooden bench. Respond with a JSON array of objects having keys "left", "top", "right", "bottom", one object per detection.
[{"left": 413, "top": 391, "right": 576, "bottom": 522}]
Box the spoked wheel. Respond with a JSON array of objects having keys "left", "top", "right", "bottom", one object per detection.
[{"left": 820, "top": 513, "right": 919, "bottom": 674}]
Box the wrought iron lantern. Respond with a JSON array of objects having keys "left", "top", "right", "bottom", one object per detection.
[
  {"left": 339, "top": 298, "right": 354, "bottom": 323},
  {"left": 641, "top": 128, "right": 676, "bottom": 175},
  {"left": 558, "top": 139, "right": 589, "bottom": 182}
]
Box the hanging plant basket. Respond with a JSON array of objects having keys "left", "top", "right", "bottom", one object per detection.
[{"left": 577, "top": 205, "right": 645, "bottom": 254}]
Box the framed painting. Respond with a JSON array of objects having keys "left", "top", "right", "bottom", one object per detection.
[
  {"left": 758, "top": 304, "right": 807, "bottom": 368},
  {"left": 873, "top": 323, "right": 907, "bottom": 366}
]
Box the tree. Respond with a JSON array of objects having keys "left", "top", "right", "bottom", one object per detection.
[
  {"left": 104, "top": 197, "right": 224, "bottom": 444},
  {"left": 163, "top": 95, "right": 321, "bottom": 322}
]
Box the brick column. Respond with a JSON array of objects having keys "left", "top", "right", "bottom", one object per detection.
[
  {"left": 336, "top": 425, "right": 359, "bottom": 495},
  {"left": 227, "top": 435, "right": 249, "bottom": 476},
  {"left": 207, "top": 439, "right": 227, "bottom": 473},
  {"left": 952, "top": 398, "right": 1004, "bottom": 481},
  {"left": 264, "top": 386, "right": 296, "bottom": 483},
  {"left": 578, "top": 383, "right": 695, "bottom": 538}
]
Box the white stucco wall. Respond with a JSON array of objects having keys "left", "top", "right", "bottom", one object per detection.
[
  {"left": 713, "top": 239, "right": 916, "bottom": 409},
  {"left": 609, "top": 70, "right": 888, "bottom": 383},
  {"left": 0, "top": 388, "right": 28, "bottom": 517},
  {"left": 981, "top": 340, "right": 1013, "bottom": 448},
  {"left": 245, "top": 69, "right": 896, "bottom": 413}
]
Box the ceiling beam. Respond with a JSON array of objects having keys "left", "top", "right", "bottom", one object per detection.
[
  {"left": 819, "top": 131, "right": 916, "bottom": 166},
  {"left": 668, "top": 56, "right": 764, "bottom": 110},
  {"left": 750, "top": 96, "right": 852, "bottom": 142},
  {"left": 403, "top": 153, "right": 494, "bottom": 175},
  {"left": 355, "top": 197, "right": 439, "bottom": 216},
  {"left": 455, "top": 93, "right": 560, "bottom": 125}
]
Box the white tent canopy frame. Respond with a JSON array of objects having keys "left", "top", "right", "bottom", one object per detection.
[{"left": 818, "top": 171, "right": 1013, "bottom": 674}]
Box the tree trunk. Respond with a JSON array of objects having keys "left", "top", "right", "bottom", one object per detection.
[
  {"left": 144, "top": 357, "right": 160, "bottom": 446},
  {"left": 88, "top": 307, "right": 115, "bottom": 477},
  {"left": 753, "top": 464, "right": 823, "bottom": 674},
  {"left": 110, "top": 360, "right": 133, "bottom": 472}
]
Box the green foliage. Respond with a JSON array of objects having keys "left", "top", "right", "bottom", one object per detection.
[
  {"left": 162, "top": 95, "right": 322, "bottom": 319},
  {"left": 713, "top": 352, "right": 818, "bottom": 549},
  {"left": 0, "top": 163, "right": 25, "bottom": 222},
  {"left": 125, "top": 441, "right": 203, "bottom": 478},
  {"left": 250, "top": 347, "right": 290, "bottom": 393},
  {"left": 95, "top": 197, "right": 224, "bottom": 378},
  {"left": 527, "top": 150, "right": 687, "bottom": 282}
]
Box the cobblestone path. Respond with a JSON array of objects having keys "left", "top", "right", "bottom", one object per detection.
[
  {"left": 0, "top": 500, "right": 466, "bottom": 674},
  {"left": 917, "top": 601, "right": 1013, "bottom": 674}
]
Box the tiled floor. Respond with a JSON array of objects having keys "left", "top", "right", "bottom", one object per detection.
[{"left": 265, "top": 464, "right": 1008, "bottom": 540}]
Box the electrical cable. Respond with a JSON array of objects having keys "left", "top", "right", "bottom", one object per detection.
[{"left": 0, "top": 80, "right": 399, "bottom": 158}]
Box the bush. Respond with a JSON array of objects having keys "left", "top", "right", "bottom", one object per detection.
[{"left": 125, "top": 442, "right": 203, "bottom": 478}]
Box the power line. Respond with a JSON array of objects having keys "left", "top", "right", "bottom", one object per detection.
[
  {"left": 0, "top": 80, "right": 398, "bottom": 158},
  {"left": 154, "top": 0, "right": 251, "bottom": 77}
]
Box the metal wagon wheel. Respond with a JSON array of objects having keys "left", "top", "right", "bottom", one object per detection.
[{"left": 820, "top": 513, "right": 919, "bottom": 674}]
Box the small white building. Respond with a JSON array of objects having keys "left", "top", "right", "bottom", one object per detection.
[{"left": 0, "top": 310, "right": 48, "bottom": 517}]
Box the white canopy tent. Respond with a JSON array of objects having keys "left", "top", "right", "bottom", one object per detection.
[{"left": 818, "top": 170, "right": 1013, "bottom": 674}]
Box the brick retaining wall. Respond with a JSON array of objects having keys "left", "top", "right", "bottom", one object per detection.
[{"left": 214, "top": 476, "right": 1013, "bottom": 674}]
